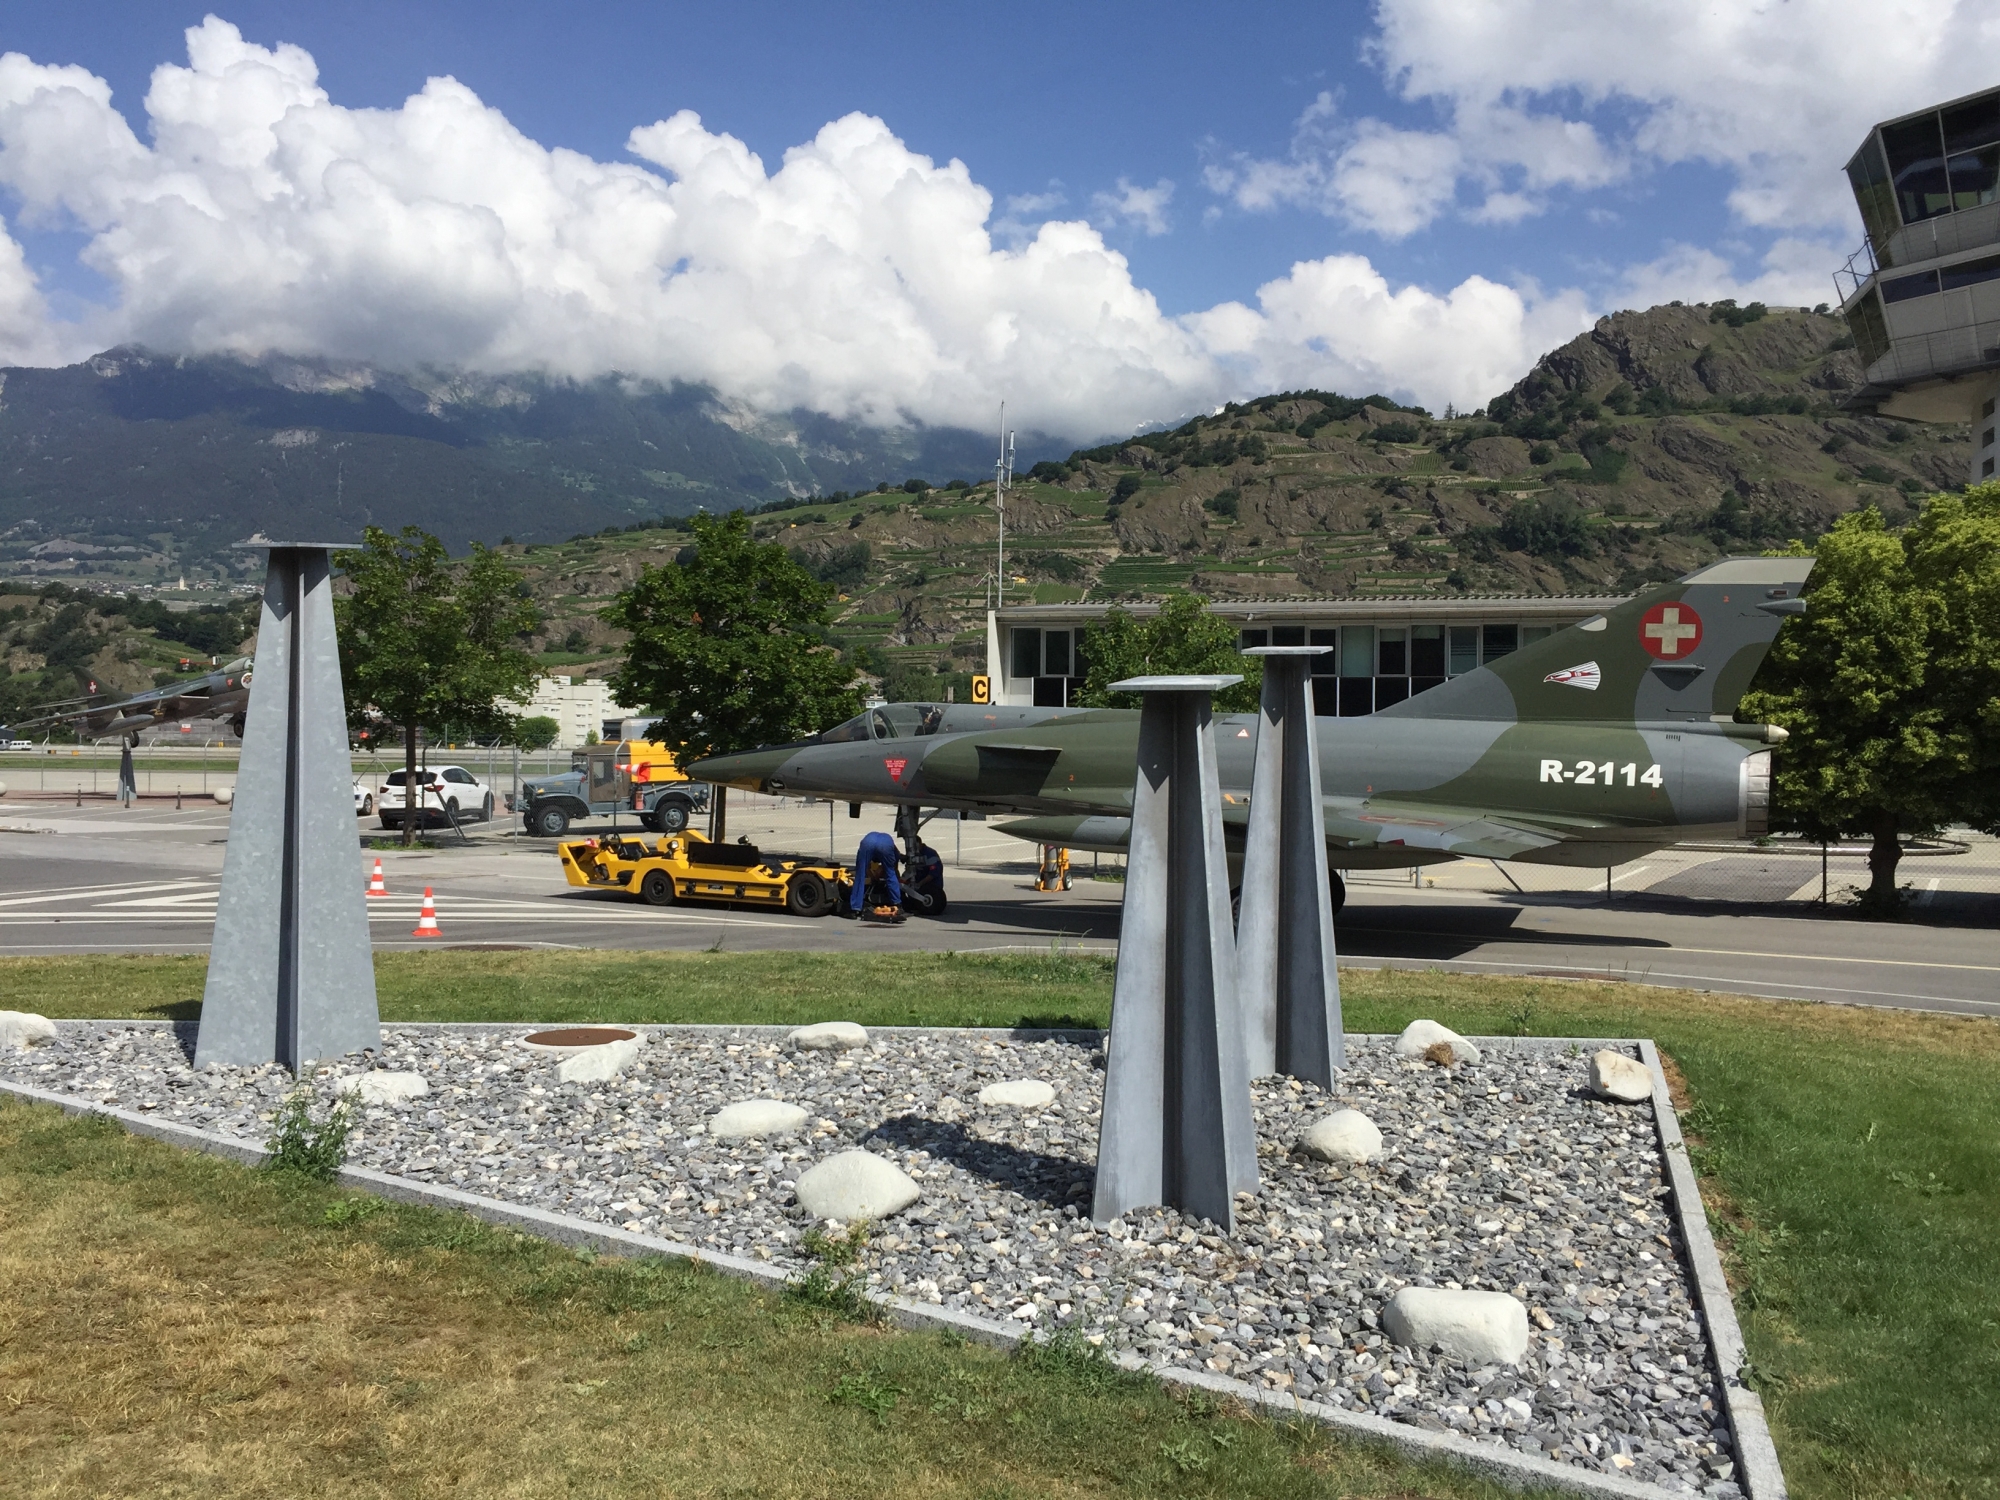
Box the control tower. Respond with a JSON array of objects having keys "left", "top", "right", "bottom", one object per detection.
[{"left": 1837, "top": 85, "right": 2000, "bottom": 482}]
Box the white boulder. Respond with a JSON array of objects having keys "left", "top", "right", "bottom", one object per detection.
[
  {"left": 214, "top": 784, "right": 234, "bottom": 805},
  {"left": 335, "top": 1070, "right": 430, "bottom": 1105},
  {"left": 557, "top": 1034, "right": 644, "bottom": 1083},
  {"left": 1589, "top": 1048, "right": 1654, "bottom": 1103},
  {"left": 1300, "top": 1108, "right": 1383, "bottom": 1164},
  {"left": 710, "top": 1099, "right": 809, "bottom": 1139},
  {"left": 1394, "top": 1019, "right": 1481, "bottom": 1065},
  {"left": 978, "top": 1079, "right": 1055, "bottom": 1108},
  {"left": 0, "top": 1011, "right": 57, "bottom": 1051},
  {"left": 789, "top": 1021, "right": 869, "bottom": 1052},
  {"left": 795, "top": 1150, "right": 922, "bottom": 1222},
  {"left": 1382, "top": 1287, "right": 1530, "bottom": 1365}
]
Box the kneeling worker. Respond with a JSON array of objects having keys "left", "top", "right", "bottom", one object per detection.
[{"left": 849, "top": 829, "right": 904, "bottom": 920}]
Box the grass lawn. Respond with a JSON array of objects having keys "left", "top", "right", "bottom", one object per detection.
[{"left": 4, "top": 952, "right": 1997, "bottom": 1500}]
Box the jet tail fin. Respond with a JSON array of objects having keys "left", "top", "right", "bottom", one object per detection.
[{"left": 1379, "top": 556, "right": 1814, "bottom": 726}]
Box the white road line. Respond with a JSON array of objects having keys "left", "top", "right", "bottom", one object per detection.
[
  {"left": 1607, "top": 865, "right": 1651, "bottom": 886},
  {"left": 0, "top": 879, "right": 211, "bottom": 909}
]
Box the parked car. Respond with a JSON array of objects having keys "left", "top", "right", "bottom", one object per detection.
[
  {"left": 377, "top": 765, "right": 495, "bottom": 828},
  {"left": 353, "top": 780, "right": 374, "bottom": 816}
]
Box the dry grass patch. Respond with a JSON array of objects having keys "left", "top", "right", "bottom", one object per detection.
[{"left": 0, "top": 1101, "right": 1514, "bottom": 1500}]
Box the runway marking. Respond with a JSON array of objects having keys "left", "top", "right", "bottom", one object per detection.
[
  {"left": 1339, "top": 925, "right": 2000, "bottom": 976},
  {"left": 0, "top": 879, "right": 212, "bottom": 909},
  {"left": 1607, "top": 865, "right": 1652, "bottom": 886}
]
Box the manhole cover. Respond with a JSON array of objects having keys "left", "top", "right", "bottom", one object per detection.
[{"left": 522, "top": 1026, "right": 637, "bottom": 1049}]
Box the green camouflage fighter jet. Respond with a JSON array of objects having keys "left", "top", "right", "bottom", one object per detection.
[{"left": 687, "top": 556, "right": 1812, "bottom": 906}]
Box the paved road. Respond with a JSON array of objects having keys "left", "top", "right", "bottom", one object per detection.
[{"left": 2, "top": 800, "right": 1995, "bottom": 1018}]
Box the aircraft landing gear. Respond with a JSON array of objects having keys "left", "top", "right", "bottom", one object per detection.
[{"left": 894, "top": 804, "right": 949, "bottom": 917}]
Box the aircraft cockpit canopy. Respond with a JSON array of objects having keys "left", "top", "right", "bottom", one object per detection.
[{"left": 817, "top": 704, "right": 948, "bottom": 743}]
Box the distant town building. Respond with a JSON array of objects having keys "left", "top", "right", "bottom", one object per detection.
[
  {"left": 504, "top": 674, "right": 637, "bottom": 749},
  {"left": 1838, "top": 85, "right": 2000, "bottom": 480},
  {"left": 986, "top": 594, "right": 1624, "bottom": 715}
]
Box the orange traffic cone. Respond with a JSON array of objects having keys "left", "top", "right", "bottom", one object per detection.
[
  {"left": 366, "top": 857, "right": 389, "bottom": 898},
  {"left": 412, "top": 887, "right": 442, "bottom": 939}
]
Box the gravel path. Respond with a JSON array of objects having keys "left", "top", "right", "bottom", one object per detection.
[{"left": 5, "top": 1021, "right": 1743, "bottom": 1497}]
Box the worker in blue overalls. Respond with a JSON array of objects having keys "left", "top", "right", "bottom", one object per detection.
[{"left": 850, "top": 829, "right": 903, "bottom": 918}]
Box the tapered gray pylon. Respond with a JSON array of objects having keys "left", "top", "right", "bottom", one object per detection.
[
  {"left": 1093, "top": 674, "right": 1258, "bottom": 1230},
  {"left": 1236, "top": 647, "right": 1344, "bottom": 1087},
  {"left": 195, "top": 541, "right": 379, "bottom": 1072}
]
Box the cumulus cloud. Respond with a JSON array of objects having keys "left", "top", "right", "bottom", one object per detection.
[
  {"left": 1091, "top": 176, "right": 1174, "bottom": 237},
  {"left": 0, "top": 17, "right": 1600, "bottom": 434},
  {"left": 1187, "top": 255, "right": 1594, "bottom": 414},
  {"left": 1211, "top": 0, "right": 1998, "bottom": 238},
  {"left": 1617, "top": 237, "right": 1847, "bottom": 311}
]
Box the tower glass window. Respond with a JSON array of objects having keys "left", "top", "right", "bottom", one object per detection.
[
  {"left": 1884, "top": 112, "right": 1952, "bottom": 224},
  {"left": 1846, "top": 132, "right": 1899, "bottom": 256}
]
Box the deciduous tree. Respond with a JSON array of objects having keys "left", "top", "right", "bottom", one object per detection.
[
  {"left": 338, "top": 527, "right": 542, "bottom": 845},
  {"left": 604, "top": 511, "right": 860, "bottom": 762},
  {"left": 1078, "top": 593, "right": 1262, "bottom": 712},
  {"left": 1742, "top": 486, "right": 2000, "bottom": 913}
]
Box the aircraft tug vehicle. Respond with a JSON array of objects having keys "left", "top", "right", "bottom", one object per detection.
[{"left": 556, "top": 829, "right": 847, "bottom": 915}]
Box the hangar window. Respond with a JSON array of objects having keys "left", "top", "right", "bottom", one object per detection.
[
  {"left": 1272, "top": 625, "right": 1306, "bottom": 646},
  {"left": 1448, "top": 625, "right": 1479, "bottom": 676},
  {"left": 1009, "top": 628, "right": 1041, "bottom": 680},
  {"left": 1482, "top": 623, "right": 1519, "bottom": 660},
  {"left": 1239, "top": 627, "right": 1268, "bottom": 649}
]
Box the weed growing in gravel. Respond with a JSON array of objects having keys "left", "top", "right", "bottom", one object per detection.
[
  {"left": 264, "top": 1088, "right": 352, "bottom": 1181},
  {"left": 800, "top": 1220, "right": 869, "bottom": 1266}
]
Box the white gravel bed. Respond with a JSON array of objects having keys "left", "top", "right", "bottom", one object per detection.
[{"left": 6, "top": 1021, "right": 1742, "bottom": 1497}]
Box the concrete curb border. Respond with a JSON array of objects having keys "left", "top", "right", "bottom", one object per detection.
[
  {"left": 1639, "top": 1040, "right": 1786, "bottom": 1500},
  {"left": 3, "top": 1027, "right": 1783, "bottom": 1499}
]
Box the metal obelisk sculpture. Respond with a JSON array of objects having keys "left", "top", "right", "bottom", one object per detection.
[
  {"left": 1093, "top": 675, "right": 1258, "bottom": 1229},
  {"left": 195, "top": 541, "right": 379, "bottom": 1071},
  {"left": 1235, "top": 647, "right": 1343, "bottom": 1086}
]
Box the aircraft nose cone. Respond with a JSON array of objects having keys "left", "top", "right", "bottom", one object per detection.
[{"left": 686, "top": 747, "right": 795, "bottom": 793}]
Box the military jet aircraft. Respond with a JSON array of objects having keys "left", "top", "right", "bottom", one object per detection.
[
  {"left": 2, "top": 657, "right": 254, "bottom": 744},
  {"left": 688, "top": 557, "right": 1812, "bottom": 907}
]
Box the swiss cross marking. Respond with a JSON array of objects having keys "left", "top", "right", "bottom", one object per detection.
[
  {"left": 1639, "top": 601, "right": 1703, "bottom": 659},
  {"left": 883, "top": 757, "right": 908, "bottom": 782}
]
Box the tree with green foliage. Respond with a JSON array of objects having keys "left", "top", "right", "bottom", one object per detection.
[
  {"left": 604, "top": 510, "right": 861, "bottom": 762},
  {"left": 1079, "top": 594, "right": 1262, "bottom": 712},
  {"left": 1742, "top": 486, "right": 2000, "bottom": 913},
  {"left": 337, "top": 526, "right": 543, "bottom": 845},
  {"left": 512, "top": 715, "right": 561, "bottom": 751}
]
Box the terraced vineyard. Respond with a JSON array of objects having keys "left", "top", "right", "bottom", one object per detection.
[{"left": 507, "top": 302, "right": 1970, "bottom": 692}]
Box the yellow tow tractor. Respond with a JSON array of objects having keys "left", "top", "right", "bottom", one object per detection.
[{"left": 557, "top": 828, "right": 848, "bottom": 916}]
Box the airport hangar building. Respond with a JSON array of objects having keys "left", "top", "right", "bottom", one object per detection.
[{"left": 982, "top": 593, "right": 1624, "bottom": 713}]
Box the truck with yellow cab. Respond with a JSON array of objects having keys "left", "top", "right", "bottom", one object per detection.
[
  {"left": 515, "top": 739, "right": 709, "bottom": 838},
  {"left": 557, "top": 828, "right": 847, "bottom": 915}
]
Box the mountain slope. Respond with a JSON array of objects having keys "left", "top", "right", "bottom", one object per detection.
[
  {"left": 489, "top": 303, "right": 1965, "bottom": 692},
  {"left": 0, "top": 348, "right": 1056, "bottom": 579}
]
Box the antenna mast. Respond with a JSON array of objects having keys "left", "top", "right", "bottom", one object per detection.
[{"left": 993, "top": 404, "right": 1015, "bottom": 611}]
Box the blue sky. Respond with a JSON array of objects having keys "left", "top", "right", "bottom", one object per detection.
[{"left": 0, "top": 3, "right": 1990, "bottom": 433}]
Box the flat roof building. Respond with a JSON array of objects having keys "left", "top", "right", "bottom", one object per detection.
[
  {"left": 1838, "top": 83, "right": 2000, "bottom": 479},
  {"left": 985, "top": 593, "right": 1624, "bottom": 716}
]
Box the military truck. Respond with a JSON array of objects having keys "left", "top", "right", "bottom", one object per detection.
[{"left": 514, "top": 739, "right": 710, "bottom": 838}]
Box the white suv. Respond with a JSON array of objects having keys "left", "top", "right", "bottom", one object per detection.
[{"left": 376, "top": 765, "right": 495, "bottom": 828}]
